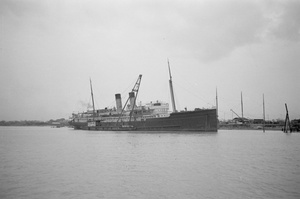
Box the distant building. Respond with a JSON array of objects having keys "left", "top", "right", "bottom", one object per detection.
[{"left": 253, "top": 119, "right": 263, "bottom": 124}]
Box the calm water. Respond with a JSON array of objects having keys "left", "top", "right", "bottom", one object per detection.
[{"left": 0, "top": 127, "right": 299, "bottom": 199}]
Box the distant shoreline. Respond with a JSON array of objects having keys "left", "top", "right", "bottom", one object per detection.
[{"left": 0, "top": 119, "right": 69, "bottom": 127}]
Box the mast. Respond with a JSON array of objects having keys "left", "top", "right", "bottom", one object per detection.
[
  {"left": 90, "top": 78, "right": 95, "bottom": 120},
  {"left": 216, "top": 87, "right": 219, "bottom": 127},
  {"left": 241, "top": 92, "right": 244, "bottom": 119},
  {"left": 263, "top": 94, "right": 265, "bottom": 133},
  {"left": 216, "top": 87, "right": 218, "bottom": 118},
  {"left": 168, "top": 59, "right": 177, "bottom": 112}
]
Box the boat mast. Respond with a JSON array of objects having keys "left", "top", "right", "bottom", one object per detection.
[
  {"left": 90, "top": 78, "right": 95, "bottom": 120},
  {"left": 263, "top": 94, "right": 265, "bottom": 132},
  {"left": 168, "top": 59, "right": 177, "bottom": 112},
  {"left": 241, "top": 92, "right": 244, "bottom": 119},
  {"left": 216, "top": 87, "right": 218, "bottom": 118},
  {"left": 216, "top": 87, "right": 219, "bottom": 128}
]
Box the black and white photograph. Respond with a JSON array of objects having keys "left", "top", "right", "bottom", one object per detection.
[{"left": 1, "top": 0, "right": 299, "bottom": 198}]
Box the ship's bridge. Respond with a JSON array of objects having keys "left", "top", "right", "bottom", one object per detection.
[{"left": 145, "top": 101, "right": 169, "bottom": 115}]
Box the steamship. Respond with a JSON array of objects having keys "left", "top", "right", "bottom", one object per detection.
[{"left": 69, "top": 62, "right": 218, "bottom": 132}]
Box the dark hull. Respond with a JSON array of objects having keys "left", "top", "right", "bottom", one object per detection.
[{"left": 70, "top": 109, "right": 217, "bottom": 132}]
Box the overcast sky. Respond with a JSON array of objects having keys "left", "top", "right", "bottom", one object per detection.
[{"left": 1, "top": 0, "right": 299, "bottom": 121}]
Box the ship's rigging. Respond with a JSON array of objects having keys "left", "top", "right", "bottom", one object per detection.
[
  {"left": 69, "top": 61, "right": 217, "bottom": 132},
  {"left": 116, "top": 74, "right": 142, "bottom": 124}
]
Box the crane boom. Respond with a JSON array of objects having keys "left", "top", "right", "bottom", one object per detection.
[
  {"left": 230, "top": 109, "right": 241, "bottom": 118},
  {"left": 116, "top": 75, "right": 143, "bottom": 124}
]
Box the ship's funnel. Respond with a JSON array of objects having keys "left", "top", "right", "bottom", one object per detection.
[
  {"left": 129, "top": 92, "right": 135, "bottom": 109},
  {"left": 115, "top": 93, "right": 122, "bottom": 113}
]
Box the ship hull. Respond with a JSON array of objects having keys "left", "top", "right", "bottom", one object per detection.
[{"left": 70, "top": 109, "right": 217, "bottom": 132}]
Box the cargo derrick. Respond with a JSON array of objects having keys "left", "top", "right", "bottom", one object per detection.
[{"left": 69, "top": 61, "right": 218, "bottom": 132}]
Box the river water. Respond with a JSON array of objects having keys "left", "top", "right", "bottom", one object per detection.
[{"left": 0, "top": 126, "right": 299, "bottom": 199}]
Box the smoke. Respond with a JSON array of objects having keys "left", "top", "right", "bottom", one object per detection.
[{"left": 78, "top": 100, "right": 91, "bottom": 109}]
